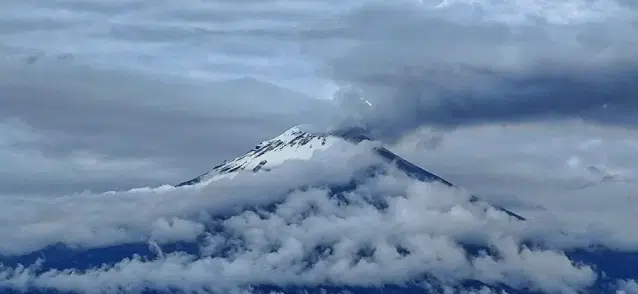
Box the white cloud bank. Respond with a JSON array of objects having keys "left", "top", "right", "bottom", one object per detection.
[
  {"left": 617, "top": 280, "right": 638, "bottom": 294},
  {"left": 391, "top": 121, "right": 638, "bottom": 251},
  {"left": 0, "top": 129, "right": 634, "bottom": 293}
]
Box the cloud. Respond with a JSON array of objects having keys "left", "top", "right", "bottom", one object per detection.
[
  {"left": 391, "top": 121, "right": 638, "bottom": 251},
  {"left": 150, "top": 218, "right": 205, "bottom": 244},
  {"left": 0, "top": 118, "right": 185, "bottom": 195},
  {"left": 299, "top": 0, "right": 638, "bottom": 141},
  {"left": 4, "top": 0, "right": 637, "bottom": 145},
  {"left": 0, "top": 139, "right": 380, "bottom": 256},
  {"left": 0, "top": 135, "right": 629, "bottom": 294},
  {"left": 2, "top": 0, "right": 343, "bottom": 195},
  {"left": 617, "top": 280, "right": 638, "bottom": 294},
  {"left": 0, "top": 60, "right": 329, "bottom": 194},
  {"left": 1, "top": 1, "right": 637, "bottom": 293}
]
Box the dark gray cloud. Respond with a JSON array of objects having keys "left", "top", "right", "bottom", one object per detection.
[
  {"left": 349, "top": 65, "right": 638, "bottom": 140},
  {"left": 299, "top": 1, "right": 638, "bottom": 141},
  {"left": 0, "top": 60, "right": 329, "bottom": 194},
  {"left": 2, "top": 0, "right": 637, "bottom": 195},
  {"left": 0, "top": 0, "right": 348, "bottom": 195}
]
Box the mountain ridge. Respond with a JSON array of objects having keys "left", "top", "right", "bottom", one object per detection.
[
  {"left": 4, "top": 125, "right": 638, "bottom": 294},
  {"left": 176, "top": 125, "right": 525, "bottom": 221}
]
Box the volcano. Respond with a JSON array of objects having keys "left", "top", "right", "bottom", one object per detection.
[
  {"left": 175, "top": 125, "right": 525, "bottom": 221},
  {"left": 1, "top": 126, "right": 636, "bottom": 294}
]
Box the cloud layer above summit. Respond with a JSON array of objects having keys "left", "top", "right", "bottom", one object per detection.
[
  {"left": 301, "top": 0, "right": 638, "bottom": 140},
  {"left": 1, "top": 1, "right": 637, "bottom": 189}
]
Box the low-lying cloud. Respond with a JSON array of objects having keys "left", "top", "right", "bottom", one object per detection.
[
  {"left": 1, "top": 1, "right": 637, "bottom": 292},
  {"left": 391, "top": 121, "right": 638, "bottom": 251},
  {"left": 0, "top": 138, "right": 613, "bottom": 293}
]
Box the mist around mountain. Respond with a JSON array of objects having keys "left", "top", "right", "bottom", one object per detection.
[
  {"left": 1, "top": 0, "right": 637, "bottom": 293},
  {"left": 1, "top": 125, "right": 637, "bottom": 294},
  {"left": 0, "top": 60, "right": 333, "bottom": 195}
]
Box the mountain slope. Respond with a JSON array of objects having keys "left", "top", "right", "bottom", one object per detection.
[
  {"left": 5, "top": 125, "right": 637, "bottom": 294},
  {"left": 176, "top": 125, "right": 525, "bottom": 221}
]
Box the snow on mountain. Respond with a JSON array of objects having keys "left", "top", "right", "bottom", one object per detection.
[
  {"left": 176, "top": 126, "right": 338, "bottom": 185},
  {"left": 176, "top": 125, "right": 525, "bottom": 221},
  {"left": 2, "top": 125, "right": 637, "bottom": 294}
]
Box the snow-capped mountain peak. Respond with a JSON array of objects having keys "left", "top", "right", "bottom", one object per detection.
[
  {"left": 175, "top": 125, "right": 525, "bottom": 221},
  {"left": 176, "top": 126, "right": 344, "bottom": 186}
]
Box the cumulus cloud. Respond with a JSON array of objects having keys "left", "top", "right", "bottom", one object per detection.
[
  {"left": 0, "top": 139, "right": 380, "bottom": 255},
  {"left": 299, "top": 0, "right": 638, "bottom": 141},
  {"left": 0, "top": 0, "right": 349, "bottom": 93},
  {"left": 0, "top": 134, "right": 630, "bottom": 294},
  {"left": 391, "top": 121, "right": 638, "bottom": 251},
  {"left": 1, "top": 0, "right": 638, "bottom": 293},
  {"left": 617, "top": 280, "right": 638, "bottom": 294}
]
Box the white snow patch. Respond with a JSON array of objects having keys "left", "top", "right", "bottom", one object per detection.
[{"left": 197, "top": 126, "right": 343, "bottom": 183}]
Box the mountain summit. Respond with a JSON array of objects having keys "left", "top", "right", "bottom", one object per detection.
[
  {"left": 176, "top": 125, "right": 525, "bottom": 221},
  {"left": 5, "top": 125, "right": 638, "bottom": 294}
]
